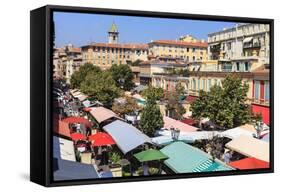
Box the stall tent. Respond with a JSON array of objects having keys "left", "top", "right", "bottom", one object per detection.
[{"left": 103, "top": 120, "right": 152, "bottom": 154}]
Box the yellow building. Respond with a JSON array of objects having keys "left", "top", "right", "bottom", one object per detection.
[
  {"left": 148, "top": 37, "right": 208, "bottom": 62},
  {"left": 81, "top": 23, "right": 148, "bottom": 70},
  {"left": 188, "top": 71, "right": 254, "bottom": 100}
]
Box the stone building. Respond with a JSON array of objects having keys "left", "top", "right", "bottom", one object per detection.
[
  {"left": 53, "top": 44, "right": 82, "bottom": 83},
  {"left": 81, "top": 23, "right": 148, "bottom": 70},
  {"left": 148, "top": 36, "right": 208, "bottom": 62}
]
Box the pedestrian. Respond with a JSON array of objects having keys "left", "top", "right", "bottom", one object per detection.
[{"left": 224, "top": 149, "right": 232, "bottom": 164}]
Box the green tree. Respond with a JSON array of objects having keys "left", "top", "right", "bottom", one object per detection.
[
  {"left": 80, "top": 71, "right": 121, "bottom": 107},
  {"left": 112, "top": 96, "right": 141, "bottom": 118},
  {"left": 131, "top": 59, "right": 143, "bottom": 66},
  {"left": 165, "top": 83, "right": 186, "bottom": 120},
  {"left": 109, "top": 64, "right": 134, "bottom": 91},
  {"left": 141, "top": 85, "right": 164, "bottom": 101},
  {"left": 190, "top": 74, "right": 251, "bottom": 129},
  {"left": 70, "top": 63, "right": 101, "bottom": 89},
  {"left": 139, "top": 99, "right": 164, "bottom": 136}
]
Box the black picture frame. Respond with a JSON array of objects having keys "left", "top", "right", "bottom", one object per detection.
[{"left": 30, "top": 4, "right": 274, "bottom": 187}]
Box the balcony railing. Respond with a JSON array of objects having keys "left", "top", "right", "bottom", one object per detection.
[
  {"left": 243, "top": 42, "right": 261, "bottom": 49},
  {"left": 251, "top": 98, "right": 270, "bottom": 106}
]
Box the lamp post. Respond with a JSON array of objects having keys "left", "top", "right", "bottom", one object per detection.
[
  {"left": 171, "top": 127, "right": 180, "bottom": 141},
  {"left": 254, "top": 121, "right": 263, "bottom": 139}
]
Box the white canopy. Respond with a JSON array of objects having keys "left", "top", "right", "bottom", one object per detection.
[
  {"left": 243, "top": 37, "right": 253, "bottom": 43},
  {"left": 155, "top": 129, "right": 219, "bottom": 144},
  {"left": 103, "top": 120, "right": 152, "bottom": 154},
  {"left": 89, "top": 107, "right": 118, "bottom": 123},
  {"left": 226, "top": 135, "right": 269, "bottom": 162},
  {"left": 220, "top": 127, "right": 254, "bottom": 139},
  {"left": 53, "top": 136, "right": 76, "bottom": 162}
]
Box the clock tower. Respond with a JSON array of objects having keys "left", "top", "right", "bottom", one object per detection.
[{"left": 108, "top": 22, "right": 119, "bottom": 44}]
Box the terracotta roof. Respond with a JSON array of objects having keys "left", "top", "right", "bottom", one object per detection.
[
  {"left": 68, "top": 47, "right": 81, "bottom": 53},
  {"left": 83, "top": 43, "right": 148, "bottom": 50},
  {"left": 149, "top": 40, "right": 208, "bottom": 48}
]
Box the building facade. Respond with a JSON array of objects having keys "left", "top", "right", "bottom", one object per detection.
[
  {"left": 208, "top": 23, "right": 270, "bottom": 72},
  {"left": 251, "top": 65, "right": 270, "bottom": 124},
  {"left": 186, "top": 23, "right": 270, "bottom": 124},
  {"left": 148, "top": 36, "right": 208, "bottom": 62},
  {"left": 81, "top": 23, "right": 148, "bottom": 70},
  {"left": 53, "top": 44, "right": 82, "bottom": 83},
  {"left": 139, "top": 56, "right": 189, "bottom": 92}
]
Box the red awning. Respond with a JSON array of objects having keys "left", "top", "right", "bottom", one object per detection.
[
  {"left": 62, "top": 116, "right": 92, "bottom": 127},
  {"left": 70, "top": 133, "right": 86, "bottom": 141},
  {"left": 187, "top": 95, "right": 197, "bottom": 103},
  {"left": 53, "top": 120, "right": 71, "bottom": 138},
  {"left": 181, "top": 118, "right": 196, "bottom": 125},
  {"left": 88, "top": 132, "right": 116, "bottom": 147},
  {"left": 228, "top": 157, "right": 269, "bottom": 170}
]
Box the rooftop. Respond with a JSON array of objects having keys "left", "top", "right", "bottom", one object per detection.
[
  {"left": 82, "top": 43, "right": 148, "bottom": 50},
  {"left": 149, "top": 40, "right": 208, "bottom": 48}
]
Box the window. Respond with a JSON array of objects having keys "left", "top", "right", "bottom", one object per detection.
[
  {"left": 187, "top": 48, "right": 189, "bottom": 52},
  {"left": 214, "top": 79, "right": 218, "bottom": 86},
  {"left": 236, "top": 62, "right": 240, "bottom": 71},
  {"left": 254, "top": 81, "right": 260, "bottom": 100},
  {"left": 222, "top": 63, "right": 232, "bottom": 72},
  {"left": 202, "top": 79, "right": 206, "bottom": 91},
  {"left": 264, "top": 81, "right": 270, "bottom": 101},
  {"left": 192, "top": 48, "right": 196, "bottom": 52},
  {"left": 207, "top": 79, "right": 212, "bottom": 91},
  {"left": 192, "top": 78, "right": 196, "bottom": 90},
  {"left": 245, "top": 62, "right": 249, "bottom": 71},
  {"left": 193, "top": 56, "right": 196, "bottom": 61},
  {"left": 198, "top": 79, "right": 201, "bottom": 90}
]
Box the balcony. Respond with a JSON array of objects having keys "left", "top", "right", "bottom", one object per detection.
[
  {"left": 251, "top": 98, "right": 270, "bottom": 106},
  {"left": 243, "top": 42, "right": 261, "bottom": 49}
]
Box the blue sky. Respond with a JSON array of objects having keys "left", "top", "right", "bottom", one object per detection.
[{"left": 54, "top": 11, "right": 239, "bottom": 47}]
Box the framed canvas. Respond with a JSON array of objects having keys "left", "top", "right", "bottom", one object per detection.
[{"left": 30, "top": 5, "right": 274, "bottom": 187}]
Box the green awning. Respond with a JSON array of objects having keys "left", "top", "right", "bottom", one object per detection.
[{"left": 133, "top": 149, "right": 168, "bottom": 162}]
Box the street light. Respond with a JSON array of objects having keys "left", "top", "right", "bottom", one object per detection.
[
  {"left": 254, "top": 121, "right": 263, "bottom": 139},
  {"left": 171, "top": 127, "right": 180, "bottom": 140}
]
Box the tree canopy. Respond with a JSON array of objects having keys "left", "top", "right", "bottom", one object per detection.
[
  {"left": 190, "top": 74, "right": 251, "bottom": 129},
  {"left": 141, "top": 85, "right": 164, "bottom": 102},
  {"left": 165, "top": 83, "right": 186, "bottom": 120},
  {"left": 112, "top": 96, "right": 141, "bottom": 118},
  {"left": 70, "top": 63, "right": 101, "bottom": 89},
  {"left": 139, "top": 99, "right": 164, "bottom": 136},
  {"left": 109, "top": 64, "right": 134, "bottom": 91},
  {"left": 80, "top": 70, "right": 121, "bottom": 107}
]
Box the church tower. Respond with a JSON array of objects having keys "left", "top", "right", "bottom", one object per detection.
[{"left": 108, "top": 22, "right": 119, "bottom": 44}]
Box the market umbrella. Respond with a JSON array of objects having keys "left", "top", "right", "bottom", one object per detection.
[
  {"left": 70, "top": 133, "right": 86, "bottom": 141},
  {"left": 62, "top": 116, "right": 92, "bottom": 127},
  {"left": 88, "top": 132, "right": 116, "bottom": 147},
  {"left": 133, "top": 149, "right": 168, "bottom": 162}
]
